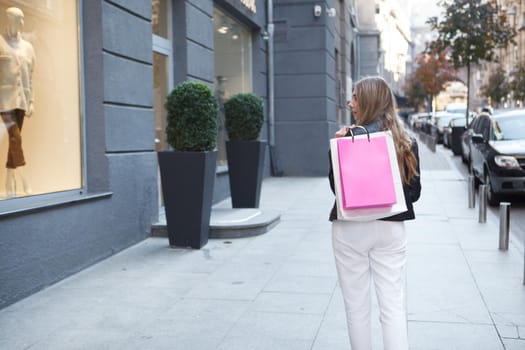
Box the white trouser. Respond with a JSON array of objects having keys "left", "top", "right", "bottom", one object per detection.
[{"left": 332, "top": 220, "right": 408, "bottom": 350}]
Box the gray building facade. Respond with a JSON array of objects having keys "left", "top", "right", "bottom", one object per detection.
[
  {"left": 0, "top": 0, "right": 357, "bottom": 309},
  {"left": 273, "top": 0, "right": 357, "bottom": 175}
]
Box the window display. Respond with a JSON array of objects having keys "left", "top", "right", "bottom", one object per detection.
[
  {"left": 1, "top": 7, "right": 35, "bottom": 196},
  {"left": 213, "top": 8, "right": 252, "bottom": 165},
  {"left": 0, "top": 1, "right": 82, "bottom": 200}
]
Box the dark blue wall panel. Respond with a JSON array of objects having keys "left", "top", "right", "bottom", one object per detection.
[
  {"left": 102, "top": 2, "right": 152, "bottom": 62},
  {"left": 104, "top": 105, "right": 155, "bottom": 152},
  {"left": 103, "top": 53, "right": 153, "bottom": 106}
]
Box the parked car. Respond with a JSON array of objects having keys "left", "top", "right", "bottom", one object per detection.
[
  {"left": 419, "top": 113, "right": 435, "bottom": 134},
  {"left": 430, "top": 111, "right": 463, "bottom": 144},
  {"left": 445, "top": 102, "right": 467, "bottom": 114},
  {"left": 460, "top": 113, "right": 480, "bottom": 164},
  {"left": 407, "top": 112, "right": 420, "bottom": 129},
  {"left": 409, "top": 112, "right": 432, "bottom": 131},
  {"left": 466, "top": 110, "right": 525, "bottom": 205},
  {"left": 445, "top": 102, "right": 476, "bottom": 118},
  {"left": 443, "top": 116, "right": 467, "bottom": 154}
]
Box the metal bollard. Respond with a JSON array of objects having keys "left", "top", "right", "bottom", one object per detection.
[
  {"left": 478, "top": 185, "right": 487, "bottom": 223},
  {"left": 468, "top": 175, "right": 475, "bottom": 208},
  {"left": 499, "top": 202, "right": 510, "bottom": 251}
]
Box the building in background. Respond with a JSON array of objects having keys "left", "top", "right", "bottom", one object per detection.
[
  {"left": 406, "top": 0, "right": 474, "bottom": 112},
  {"left": 436, "top": 81, "right": 468, "bottom": 111},
  {"left": 355, "top": 0, "right": 412, "bottom": 97},
  {"left": 408, "top": 0, "right": 439, "bottom": 57}
]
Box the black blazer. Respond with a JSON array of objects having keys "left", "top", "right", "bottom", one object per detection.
[{"left": 328, "top": 133, "right": 421, "bottom": 222}]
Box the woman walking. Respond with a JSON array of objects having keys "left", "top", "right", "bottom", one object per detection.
[{"left": 328, "top": 76, "right": 421, "bottom": 350}]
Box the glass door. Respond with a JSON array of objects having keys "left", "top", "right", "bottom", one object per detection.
[
  {"left": 152, "top": 0, "right": 172, "bottom": 207},
  {"left": 213, "top": 7, "right": 253, "bottom": 165}
]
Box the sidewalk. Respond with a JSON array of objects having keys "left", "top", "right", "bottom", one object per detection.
[{"left": 0, "top": 140, "right": 524, "bottom": 349}]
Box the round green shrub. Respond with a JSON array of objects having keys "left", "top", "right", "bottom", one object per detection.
[
  {"left": 165, "top": 81, "right": 218, "bottom": 151},
  {"left": 224, "top": 93, "right": 264, "bottom": 141}
]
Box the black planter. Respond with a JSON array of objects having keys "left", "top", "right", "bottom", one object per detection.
[
  {"left": 158, "top": 150, "right": 217, "bottom": 249},
  {"left": 226, "top": 140, "right": 266, "bottom": 208}
]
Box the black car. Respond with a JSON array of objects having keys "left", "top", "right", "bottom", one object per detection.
[
  {"left": 466, "top": 110, "right": 525, "bottom": 205},
  {"left": 460, "top": 113, "right": 481, "bottom": 164},
  {"left": 409, "top": 112, "right": 432, "bottom": 132},
  {"left": 430, "top": 112, "right": 463, "bottom": 144},
  {"left": 443, "top": 116, "right": 467, "bottom": 154}
]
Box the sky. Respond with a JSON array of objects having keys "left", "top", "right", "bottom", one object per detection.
[
  {"left": 407, "top": 0, "right": 442, "bottom": 28},
  {"left": 401, "top": 0, "right": 442, "bottom": 55}
]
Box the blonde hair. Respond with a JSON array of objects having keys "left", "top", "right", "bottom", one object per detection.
[{"left": 353, "top": 76, "right": 418, "bottom": 184}]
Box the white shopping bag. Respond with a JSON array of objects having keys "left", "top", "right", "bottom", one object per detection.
[{"left": 330, "top": 131, "right": 407, "bottom": 221}]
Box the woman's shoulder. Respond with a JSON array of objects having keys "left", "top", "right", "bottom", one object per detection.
[{"left": 350, "top": 120, "right": 383, "bottom": 135}]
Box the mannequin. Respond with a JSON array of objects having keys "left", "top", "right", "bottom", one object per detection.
[{"left": 0, "top": 7, "right": 35, "bottom": 197}]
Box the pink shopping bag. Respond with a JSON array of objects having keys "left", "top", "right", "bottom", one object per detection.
[{"left": 337, "top": 134, "right": 396, "bottom": 209}]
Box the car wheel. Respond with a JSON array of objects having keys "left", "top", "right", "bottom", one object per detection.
[{"left": 484, "top": 172, "right": 500, "bottom": 207}]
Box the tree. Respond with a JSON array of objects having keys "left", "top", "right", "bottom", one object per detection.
[
  {"left": 510, "top": 62, "right": 525, "bottom": 103},
  {"left": 428, "top": 0, "right": 516, "bottom": 125},
  {"left": 414, "top": 48, "right": 457, "bottom": 112},
  {"left": 403, "top": 73, "right": 427, "bottom": 111},
  {"left": 480, "top": 65, "right": 509, "bottom": 107}
]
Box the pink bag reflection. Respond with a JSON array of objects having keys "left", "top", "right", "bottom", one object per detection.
[{"left": 337, "top": 135, "right": 396, "bottom": 209}]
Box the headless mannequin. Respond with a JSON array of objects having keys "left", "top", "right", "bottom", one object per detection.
[{"left": 0, "top": 7, "right": 35, "bottom": 197}]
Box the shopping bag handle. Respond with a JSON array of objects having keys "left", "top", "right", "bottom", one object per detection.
[
  {"left": 348, "top": 125, "right": 370, "bottom": 142},
  {"left": 345, "top": 127, "right": 354, "bottom": 139}
]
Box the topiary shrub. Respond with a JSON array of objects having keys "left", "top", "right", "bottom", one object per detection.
[
  {"left": 165, "top": 81, "right": 218, "bottom": 151},
  {"left": 224, "top": 93, "right": 264, "bottom": 141}
]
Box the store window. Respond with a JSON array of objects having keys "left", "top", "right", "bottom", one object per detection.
[
  {"left": 213, "top": 8, "right": 252, "bottom": 165},
  {"left": 152, "top": 0, "right": 172, "bottom": 153},
  {"left": 0, "top": 2, "right": 82, "bottom": 200},
  {"left": 152, "top": 0, "right": 172, "bottom": 207}
]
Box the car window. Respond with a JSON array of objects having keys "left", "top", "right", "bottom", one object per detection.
[
  {"left": 472, "top": 117, "right": 484, "bottom": 133},
  {"left": 494, "top": 116, "right": 525, "bottom": 140},
  {"left": 479, "top": 117, "right": 491, "bottom": 140},
  {"left": 468, "top": 117, "right": 479, "bottom": 131}
]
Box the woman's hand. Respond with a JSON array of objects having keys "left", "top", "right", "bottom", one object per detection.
[{"left": 334, "top": 125, "right": 355, "bottom": 138}]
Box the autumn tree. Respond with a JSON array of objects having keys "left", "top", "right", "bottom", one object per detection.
[
  {"left": 428, "top": 0, "right": 516, "bottom": 125},
  {"left": 414, "top": 48, "right": 457, "bottom": 112},
  {"left": 480, "top": 65, "right": 509, "bottom": 107},
  {"left": 403, "top": 73, "right": 427, "bottom": 111}
]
